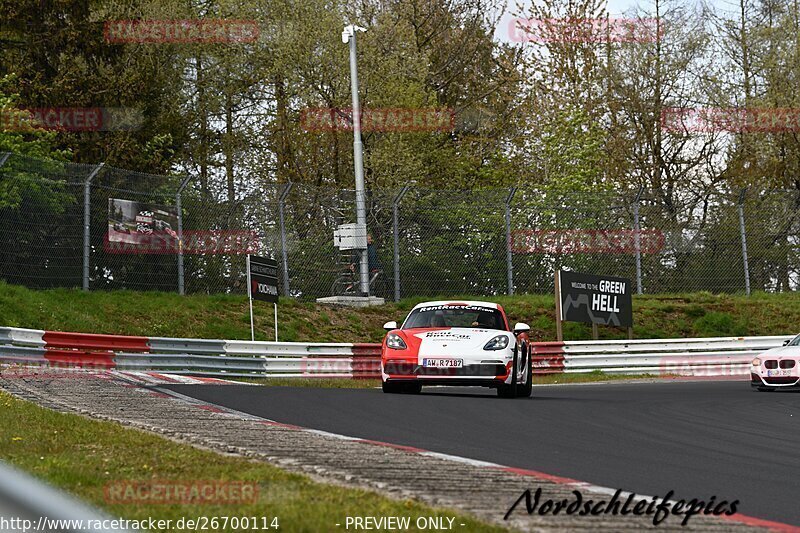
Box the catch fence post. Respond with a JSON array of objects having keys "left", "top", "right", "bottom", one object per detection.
[
  {"left": 278, "top": 182, "right": 293, "bottom": 297},
  {"left": 392, "top": 186, "right": 411, "bottom": 302},
  {"left": 738, "top": 188, "right": 751, "bottom": 296},
  {"left": 633, "top": 186, "right": 644, "bottom": 295},
  {"left": 505, "top": 187, "right": 518, "bottom": 295},
  {"left": 176, "top": 175, "right": 193, "bottom": 295},
  {"left": 83, "top": 163, "right": 105, "bottom": 291}
]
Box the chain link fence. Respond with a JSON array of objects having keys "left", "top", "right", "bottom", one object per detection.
[{"left": 1, "top": 151, "right": 799, "bottom": 299}]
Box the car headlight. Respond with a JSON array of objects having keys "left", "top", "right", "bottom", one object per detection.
[
  {"left": 483, "top": 335, "right": 510, "bottom": 351},
  {"left": 752, "top": 357, "right": 761, "bottom": 366},
  {"left": 386, "top": 333, "right": 407, "bottom": 350}
]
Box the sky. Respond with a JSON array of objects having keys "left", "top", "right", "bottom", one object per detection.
[{"left": 494, "top": 0, "right": 666, "bottom": 44}]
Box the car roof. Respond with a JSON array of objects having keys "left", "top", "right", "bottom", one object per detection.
[{"left": 410, "top": 300, "right": 500, "bottom": 310}]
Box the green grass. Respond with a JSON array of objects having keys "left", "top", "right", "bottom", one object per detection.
[
  {"left": 532, "top": 371, "right": 663, "bottom": 385},
  {"left": 1, "top": 281, "right": 799, "bottom": 343},
  {"left": 0, "top": 390, "right": 505, "bottom": 532}
]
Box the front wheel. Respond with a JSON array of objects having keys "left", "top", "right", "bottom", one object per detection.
[
  {"left": 516, "top": 343, "right": 533, "bottom": 398},
  {"left": 497, "top": 345, "right": 519, "bottom": 398}
]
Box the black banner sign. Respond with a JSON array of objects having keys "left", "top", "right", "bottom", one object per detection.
[
  {"left": 249, "top": 255, "right": 279, "bottom": 303},
  {"left": 558, "top": 270, "right": 633, "bottom": 327}
]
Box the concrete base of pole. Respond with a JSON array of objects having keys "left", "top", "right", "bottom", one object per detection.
[{"left": 315, "top": 295, "right": 385, "bottom": 307}]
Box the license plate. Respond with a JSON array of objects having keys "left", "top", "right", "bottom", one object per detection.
[
  {"left": 423, "top": 358, "right": 463, "bottom": 368},
  {"left": 767, "top": 369, "right": 791, "bottom": 377}
]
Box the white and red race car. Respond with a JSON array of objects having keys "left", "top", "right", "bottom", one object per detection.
[
  {"left": 751, "top": 333, "right": 800, "bottom": 391},
  {"left": 380, "top": 300, "right": 532, "bottom": 398}
]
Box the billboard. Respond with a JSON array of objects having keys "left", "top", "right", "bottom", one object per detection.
[
  {"left": 249, "top": 255, "right": 279, "bottom": 303},
  {"left": 558, "top": 270, "right": 633, "bottom": 327},
  {"left": 107, "top": 198, "right": 178, "bottom": 249}
]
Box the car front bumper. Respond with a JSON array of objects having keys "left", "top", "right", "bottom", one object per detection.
[
  {"left": 382, "top": 359, "right": 513, "bottom": 386},
  {"left": 751, "top": 359, "right": 800, "bottom": 388}
]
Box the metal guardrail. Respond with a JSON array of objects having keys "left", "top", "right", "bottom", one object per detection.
[
  {"left": 0, "top": 327, "right": 46, "bottom": 347},
  {"left": 0, "top": 326, "right": 793, "bottom": 378},
  {"left": 0, "top": 461, "right": 134, "bottom": 532},
  {"left": 562, "top": 335, "right": 790, "bottom": 353},
  {"left": 558, "top": 335, "right": 794, "bottom": 375}
]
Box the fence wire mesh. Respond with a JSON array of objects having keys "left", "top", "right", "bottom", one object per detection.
[{"left": 1, "top": 152, "right": 798, "bottom": 299}]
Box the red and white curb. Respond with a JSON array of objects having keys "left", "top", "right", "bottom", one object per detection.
[{"left": 113, "top": 371, "right": 242, "bottom": 386}]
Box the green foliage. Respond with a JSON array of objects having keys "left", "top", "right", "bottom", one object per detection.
[
  {"left": 0, "top": 75, "right": 70, "bottom": 160},
  {"left": 684, "top": 305, "right": 707, "bottom": 319},
  {"left": 692, "top": 311, "right": 748, "bottom": 337},
  {"left": 538, "top": 107, "right": 608, "bottom": 194}
]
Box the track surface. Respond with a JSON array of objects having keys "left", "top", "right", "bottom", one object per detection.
[{"left": 165, "top": 380, "right": 800, "bottom": 526}]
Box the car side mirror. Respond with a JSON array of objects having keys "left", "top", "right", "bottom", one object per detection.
[
  {"left": 513, "top": 322, "right": 530, "bottom": 334},
  {"left": 783, "top": 339, "right": 791, "bottom": 346},
  {"left": 383, "top": 321, "right": 398, "bottom": 331}
]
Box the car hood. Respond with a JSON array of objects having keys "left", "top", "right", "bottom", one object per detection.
[
  {"left": 403, "top": 328, "right": 513, "bottom": 357},
  {"left": 761, "top": 345, "right": 800, "bottom": 358}
]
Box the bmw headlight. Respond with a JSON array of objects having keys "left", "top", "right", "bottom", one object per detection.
[
  {"left": 386, "top": 333, "right": 407, "bottom": 350},
  {"left": 752, "top": 357, "right": 761, "bottom": 366},
  {"left": 483, "top": 335, "right": 510, "bottom": 351}
]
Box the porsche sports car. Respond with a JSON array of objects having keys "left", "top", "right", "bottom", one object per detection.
[
  {"left": 381, "top": 300, "right": 532, "bottom": 398},
  {"left": 751, "top": 333, "right": 800, "bottom": 391}
]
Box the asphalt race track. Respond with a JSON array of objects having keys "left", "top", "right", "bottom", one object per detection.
[{"left": 164, "top": 380, "right": 800, "bottom": 526}]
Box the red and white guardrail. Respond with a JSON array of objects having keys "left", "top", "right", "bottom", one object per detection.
[{"left": 0, "top": 326, "right": 793, "bottom": 379}]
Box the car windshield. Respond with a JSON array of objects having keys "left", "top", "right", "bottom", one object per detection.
[
  {"left": 788, "top": 334, "right": 800, "bottom": 346},
  {"left": 403, "top": 304, "right": 506, "bottom": 330}
]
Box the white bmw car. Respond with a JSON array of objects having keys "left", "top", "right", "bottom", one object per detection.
[
  {"left": 751, "top": 333, "right": 800, "bottom": 391},
  {"left": 380, "top": 300, "right": 533, "bottom": 398}
]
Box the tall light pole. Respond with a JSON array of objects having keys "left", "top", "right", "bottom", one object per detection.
[{"left": 342, "top": 24, "right": 370, "bottom": 296}]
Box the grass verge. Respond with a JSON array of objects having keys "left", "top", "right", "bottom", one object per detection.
[
  {"left": 0, "top": 389, "right": 505, "bottom": 532},
  {"left": 1, "top": 281, "right": 799, "bottom": 343}
]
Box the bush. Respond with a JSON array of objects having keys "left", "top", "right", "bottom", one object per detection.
[{"left": 692, "top": 311, "right": 748, "bottom": 337}]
